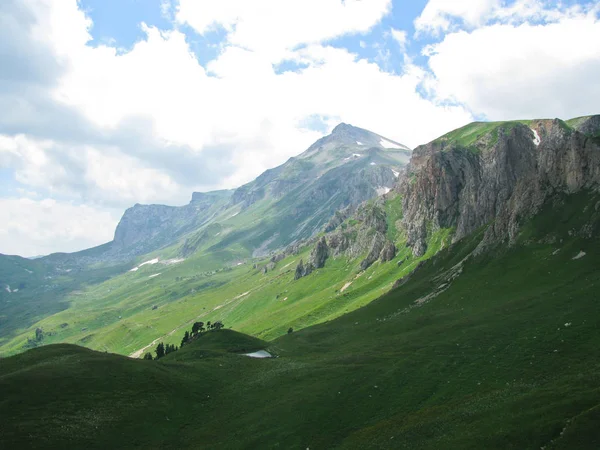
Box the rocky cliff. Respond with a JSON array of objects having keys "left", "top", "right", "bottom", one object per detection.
[
  {"left": 112, "top": 190, "right": 233, "bottom": 256},
  {"left": 401, "top": 116, "right": 600, "bottom": 256}
]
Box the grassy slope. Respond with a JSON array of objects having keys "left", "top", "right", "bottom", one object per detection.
[
  {"left": 0, "top": 192, "right": 452, "bottom": 358},
  {"left": 2, "top": 192, "right": 599, "bottom": 449}
]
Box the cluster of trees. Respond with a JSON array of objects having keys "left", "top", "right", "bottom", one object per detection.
[{"left": 143, "top": 320, "right": 225, "bottom": 360}]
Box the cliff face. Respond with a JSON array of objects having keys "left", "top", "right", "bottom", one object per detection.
[
  {"left": 112, "top": 190, "right": 233, "bottom": 256},
  {"left": 401, "top": 117, "right": 600, "bottom": 256}
]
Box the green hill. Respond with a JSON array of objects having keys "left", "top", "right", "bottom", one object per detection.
[{"left": 2, "top": 192, "right": 600, "bottom": 449}]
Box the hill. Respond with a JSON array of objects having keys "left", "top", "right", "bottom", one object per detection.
[
  {"left": 1, "top": 115, "right": 599, "bottom": 360},
  {"left": 2, "top": 192, "right": 600, "bottom": 448}
]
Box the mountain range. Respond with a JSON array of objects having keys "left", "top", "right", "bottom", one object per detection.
[{"left": 1, "top": 115, "right": 600, "bottom": 448}]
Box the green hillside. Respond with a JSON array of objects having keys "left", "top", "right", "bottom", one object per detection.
[
  {"left": 2, "top": 192, "right": 599, "bottom": 449},
  {"left": 0, "top": 192, "right": 447, "bottom": 358}
]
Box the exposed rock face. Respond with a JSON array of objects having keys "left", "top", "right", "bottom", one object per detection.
[
  {"left": 359, "top": 232, "right": 387, "bottom": 271},
  {"left": 324, "top": 208, "right": 351, "bottom": 233},
  {"left": 309, "top": 237, "right": 329, "bottom": 269},
  {"left": 379, "top": 241, "right": 396, "bottom": 262},
  {"left": 401, "top": 117, "right": 600, "bottom": 256},
  {"left": 294, "top": 197, "right": 398, "bottom": 278},
  {"left": 294, "top": 237, "right": 329, "bottom": 280},
  {"left": 113, "top": 190, "right": 233, "bottom": 257},
  {"left": 294, "top": 259, "right": 314, "bottom": 280}
]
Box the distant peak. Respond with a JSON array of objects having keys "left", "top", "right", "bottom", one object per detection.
[{"left": 331, "top": 123, "right": 356, "bottom": 134}]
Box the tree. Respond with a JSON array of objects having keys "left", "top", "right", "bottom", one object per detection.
[
  {"left": 287, "top": 327, "right": 293, "bottom": 334},
  {"left": 156, "top": 342, "right": 165, "bottom": 359},
  {"left": 143, "top": 352, "right": 153, "bottom": 360},
  {"left": 213, "top": 321, "right": 224, "bottom": 331},
  {"left": 192, "top": 321, "right": 205, "bottom": 336},
  {"left": 181, "top": 330, "right": 190, "bottom": 347},
  {"left": 206, "top": 321, "right": 211, "bottom": 330},
  {"left": 35, "top": 327, "right": 43, "bottom": 341}
]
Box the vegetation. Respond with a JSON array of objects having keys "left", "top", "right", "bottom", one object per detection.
[{"left": 1, "top": 193, "right": 600, "bottom": 448}]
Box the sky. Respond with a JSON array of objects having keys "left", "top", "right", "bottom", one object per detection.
[{"left": 1, "top": 0, "right": 599, "bottom": 257}]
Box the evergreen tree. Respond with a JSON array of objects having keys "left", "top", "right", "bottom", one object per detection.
[
  {"left": 155, "top": 342, "right": 165, "bottom": 359},
  {"left": 192, "top": 322, "right": 202, "bottom": 336},
  {"left": 143, "top": 352, "right": 153, "bottom": 360},
  {"left": 287, "top": 327, "right": 293, "bottom": 334},
  {"left": 206, "top": 321, "right": 211, "bottom": 330},
  {"left": 181, "top": 330, "right": 190, "bottom": 347},
  {"left": 213, "top": 321, "right": 224, "bottom": 331}
]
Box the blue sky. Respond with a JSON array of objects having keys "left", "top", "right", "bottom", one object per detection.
[
  {"left": 1, "top": 0, "right": 599, "bottom": 255},
  {"left": 81, "top": 0, "right": 431, "bottom": 71}
]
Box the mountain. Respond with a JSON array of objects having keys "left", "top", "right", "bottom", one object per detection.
[
  {"left": 2, "top": 186, "right": 600, "bottom": 448},
  {"left": 2, "top": 115, "right": 600, "bottom": 448},
  {"left": 107, "top": 123, "right": 410, "bottom": 261},
  {"left": 401, "top": 115, "right": 600, "bottom": 256}
]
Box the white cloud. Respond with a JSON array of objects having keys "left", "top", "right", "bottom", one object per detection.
[
  {"left": 0, "top": 0, "right": 478, "bottom": 255},
  {"left": 0, "top": 198, "right": 119, "bottom": 256},
  {"left": 0, "top": 134, "right": 184, "bottom": 206},
  {"left": 176, "top": 0, "right": 392, "bottom": 61},
  {"left": 390, "top": 28, "right": 408, "bottom": 51},
  {"left": 415, "top": 0, "right": 500, "bottom": 35},
  {"left": 425, "top": 9, "right": 600, "bottom": 119}
]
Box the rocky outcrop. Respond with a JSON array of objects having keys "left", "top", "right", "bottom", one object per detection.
[
  {"left": 379, "top": 241, "right": 396, "bottom": 262},
  {"left": 113, "top": 190, "right": 232, "bottom": 257},
  {"left": 309, "top": 237, "right": 329, "bottom": 269},
  {"left": 401, "top": 117, "right": 600, "bottom": 256},
  {"left": 294, "top": 259, "right": 312, "bottom": 280},
  {"left": 359, "top": 232, "right": 387, "bottom": 271},
  {"left": 294, "top": 237, "right": 330, "bottom": 280}
]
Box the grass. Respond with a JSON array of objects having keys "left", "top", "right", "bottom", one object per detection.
[
  {"left": 0, "top": 191, "right": 452, "bottom": 358},
  {"left": 2, "top": 192, "right": 600, "bottom": 449}
]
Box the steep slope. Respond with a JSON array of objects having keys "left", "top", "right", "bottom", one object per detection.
[
  {"left": 199, "top": 123, "right": 410, "bottom": 255},
  {"left": 2, "top": 115, "right": 598, "bottom": 359},
  {"left": 2, "top": 193, "right": 600, "bottom": 449},
  {"left": 402, "top": 116, "right": 600, "bottom": 256}
]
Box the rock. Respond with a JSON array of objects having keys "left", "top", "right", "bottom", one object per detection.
[
  {"left": 379, "top": 241, "right": 396, "bottom": 262},
  {"left": 294, "top": 259, "right": 315, "bottom": 280},
  {"left": 401, "top": 119, "right": 600, "bottom": 255},
  {"left": 309, "top": 237, "right": 329, "bottom": 269},
  {"left": 360, "top": 232, "right": 387, "bottom": 271}
]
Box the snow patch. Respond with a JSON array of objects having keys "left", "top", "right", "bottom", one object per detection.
[
  {"left": 392, "top": 170, "right": 400, "bottom": 178},
  {"left": 162, "top": 258, "right": 184, "bottom": 265},
  {"left": 376, "top": 187, "right": 391, "bottom": 196},
  {"left": 343, "top": 153, "right": 362, "bottom": 162},
  {"left": 229, "top": 211, "right": 239, "bottom": 219},
  {"left": 5, "top": 285, "right": 11, "bottom": 293},
  {"left": 140, "top": 258, "right": 159, "bottom": 267},
  {"left": 356, "top": 141, "right": 364, "bottom": 145},
  {"left": 130, "top": 258, "right": 160, "bottom": 272},
  {"left": 370, "top": 162, "right": 376, "bottom": 166},
  {"left": 531, "top": 128, "right": 541, "bottom": 146},
  {"left": 243, "top": 350, "right": 272, "bottom": 358},
  {"left": 572, "top": 251, "right": 586, "bottom": 260},
  {"left": 148, "top": 273, "right": 161, "bottom": 279},
  {"left": 24, "top": 268, "right": 33, "bottom": 274}
]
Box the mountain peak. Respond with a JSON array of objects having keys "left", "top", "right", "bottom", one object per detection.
[{"left": 331, "top": 122, "right": 357, "bottom": 135}]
